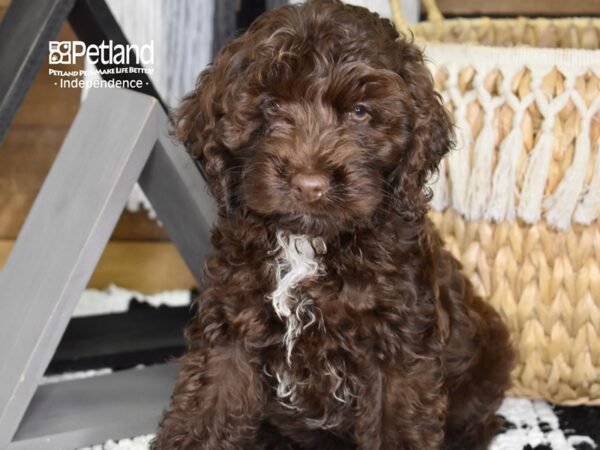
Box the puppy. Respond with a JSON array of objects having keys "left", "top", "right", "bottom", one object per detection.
[{"left": 152, "top": 1, "right": 514, "bottom": 449}]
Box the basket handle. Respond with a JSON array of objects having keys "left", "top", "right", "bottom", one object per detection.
[{"left": 389, "top": 0, "right": 444, "bottom": 32}]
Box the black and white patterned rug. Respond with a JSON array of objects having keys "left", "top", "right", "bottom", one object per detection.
[
  {"left": 71, "top": 397, "right": 598, "bottom": 449},
  {"left": 53, "top": 286, "right": 598, "bottom": 450}
]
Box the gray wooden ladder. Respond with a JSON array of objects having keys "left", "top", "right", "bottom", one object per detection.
[{"left": 0, "top": 87, "right": 216, "bottom": 449}]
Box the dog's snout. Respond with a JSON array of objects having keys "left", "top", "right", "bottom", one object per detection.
[{"left": 291, "top": 173, "right": 329, "bottom": 202}]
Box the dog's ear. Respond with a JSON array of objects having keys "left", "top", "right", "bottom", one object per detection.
[
  {"left": 174, "top": 62, "right": 232, "bottom": 214},
  {"left": 389, "top": 37, "right": 454, "bottom": 222},
  {"left": 173, "top": 36, "right": 259, "bottom": 215}
]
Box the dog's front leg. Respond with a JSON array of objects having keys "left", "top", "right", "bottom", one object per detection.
[
  {"left": 353, "top": 371, "right": 383, "bottom": 450},
  {"left": 379, "top": 362, "right": 447, "bottom": 450},
  {"left": 151, "top": 345, "right": 265, "bottom": 450}
]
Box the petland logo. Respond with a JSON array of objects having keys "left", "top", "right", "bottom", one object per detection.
[
  {"left": 49, "top": 40, "right": 154, "bottom": 65},
  {"left": 48, "top": 40, "right": 154, "bottom": 89}
]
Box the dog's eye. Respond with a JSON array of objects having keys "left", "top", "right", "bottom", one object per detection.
[
  {"left": 349, "top": 104, "right": 369, "bottom": 121},
  {"left": 268, "top": 154, "right": 287, "bottom": 175},
  {"left": 265, "top": 100, "right": 281, "bottom": 112}
]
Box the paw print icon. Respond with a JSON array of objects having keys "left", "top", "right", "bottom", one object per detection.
[{"left": 49, "top": 41, "right": 72, "bottom": 64}]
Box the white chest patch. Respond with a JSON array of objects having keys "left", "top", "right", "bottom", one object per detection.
[{"left": 268, "top": 231, "right": 324, "bottom": 364}]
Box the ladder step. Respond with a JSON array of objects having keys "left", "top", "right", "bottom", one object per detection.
[
  {"left": 10, "top": 363, "right": 178, "bottom": 450},
  {"left": 47, "top": 302, "right": 191, "bottom": 375}
]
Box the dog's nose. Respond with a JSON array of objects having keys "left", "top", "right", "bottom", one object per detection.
[{"left": 291, "top": 173, "right": 329, "bottom": 202}]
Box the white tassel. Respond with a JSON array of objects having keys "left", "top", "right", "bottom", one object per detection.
[
  {"left": 544, "top": 123, "right": 591, "bottom": 230},
  {"left": 446, "top": 119, "right": 471, "bottom": 215},
  {"left": 518, "top": 131, "right": 555, "bottom": 223},
  {"left": 543, "top": 83, "right": 600, "bottom": 229},
  {"left": 518, "top": 81, "right": 570, "bottom": 224},
  {"left": 574, "top": 138, "right": 600, "bottom": 225},
  {"left": 466, "top": 117, "right": 496, "bottom": 220},
  {"left": 486, "top": 125, "right": 524, "bottom": 222},
  {"left": 485, "top": 72, "right": 534, "bottom": 223}
]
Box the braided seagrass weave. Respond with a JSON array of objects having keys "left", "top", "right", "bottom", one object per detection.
[{"left": 391, "top": 0, "right": 600, "bottom": 404}]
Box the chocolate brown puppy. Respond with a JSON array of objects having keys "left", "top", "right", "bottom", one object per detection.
[{"left": 152, "top": 1, "right": 514, "bottom": 449}]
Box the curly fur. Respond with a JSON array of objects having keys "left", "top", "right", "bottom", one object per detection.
[
  {"left": 269, "top": 232, "right": 324, "bottom": 364},
  {"left": 151, "top": 1, "right": 514, "bottom": 449}
]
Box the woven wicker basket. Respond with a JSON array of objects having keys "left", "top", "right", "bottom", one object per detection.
[{"left": 389, "top": 0, "right": 600, "bottom": 404}]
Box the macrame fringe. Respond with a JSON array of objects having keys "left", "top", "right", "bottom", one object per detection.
[
  {"left": 446, "top": 118, "right": 471, "bottom": 216},
  {"left": 518, "top": 132, "right": 555, "bottom": 224},
  {"left": 517, "top": 82, "right": 571, "bottom": 224},
  {"left": 443, "top": 70, "right": 476, "bottom": 217},
  {"left": 544, "top": 120, "right": 592, "bottom": 230},
  {"left": 466, "top": 116, "right": 495, "bottom": 220},
  {"left": 486, "top": 125, "right": 524, "bottom": 222},
  {"left": 422, "top": 44, "right": 600, "bottom": 230}
]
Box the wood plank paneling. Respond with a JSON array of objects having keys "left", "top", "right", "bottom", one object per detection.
[
  {"left": 0, "top": 240, "right": 196, "bottom": 294},
  {"left": 112, "top": 211, "right": 168, "bottom": 240},
  {"left": 0, "top": 240, "right": 10, "bottom": 267},
  {"left": 90, "top": 241, "right": 197, "bottom": 292},
  {"left": 5, "top": 24, "right": 81, "bottom": 129},
  {"left": 0, "top": 127, "right": 68, "bottom": 237},
  {"left": 0, "top": 22, "right": 81, "bottom": 240},
  {"left": 0, "top": 0, "right": 10, "bottom": 19}
]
